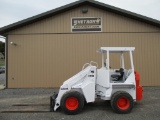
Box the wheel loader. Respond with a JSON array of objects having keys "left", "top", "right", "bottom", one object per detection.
[{"left": 50, "top": 47, "right": 143, "bottom": 115}]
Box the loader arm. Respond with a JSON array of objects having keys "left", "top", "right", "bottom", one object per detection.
[{"left": 62, "top": 66, "right": 92, "bottom": 90}]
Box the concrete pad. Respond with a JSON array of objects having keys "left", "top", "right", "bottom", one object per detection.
[{"left": 0, "top": 84, "right": 5, "bottom": 90}]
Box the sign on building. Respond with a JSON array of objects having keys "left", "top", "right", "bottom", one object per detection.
[{"left": 71, "top": 17, "right": 102, "bottom": 32}]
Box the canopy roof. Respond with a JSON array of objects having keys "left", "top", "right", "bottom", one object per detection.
[{"left": 97, "top": 47, "right": 135, "bottom": 53}]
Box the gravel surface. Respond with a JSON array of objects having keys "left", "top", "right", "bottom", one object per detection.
[{"left": 0, "top": 87, "right": 160, "bottom": 120}]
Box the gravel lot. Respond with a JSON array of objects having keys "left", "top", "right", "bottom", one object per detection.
[{"left": 0, "top": 87, "right": 160, "bottom": 120}]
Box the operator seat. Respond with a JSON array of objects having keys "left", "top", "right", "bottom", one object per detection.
[{"left": 111, "top": 68, "right": 124, "bottom": 81}]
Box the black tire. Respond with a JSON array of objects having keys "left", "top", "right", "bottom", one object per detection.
[
  {"left": 60, "top": 90, "right": 85, "bottom": 115},
  {"left": 111, "top": 91, "right": 134, "bottom": 114}
]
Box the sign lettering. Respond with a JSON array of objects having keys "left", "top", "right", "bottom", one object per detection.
[{"left": 71, "top": 17, "right": 102, "bottom": 32}]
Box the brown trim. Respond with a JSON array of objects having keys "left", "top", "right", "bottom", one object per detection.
[
  {"left": 5, "top": 35, "right": 8, "bottom": 88},
  {"left": 4, "top": 31, "right": 160, "bottom": 36}
]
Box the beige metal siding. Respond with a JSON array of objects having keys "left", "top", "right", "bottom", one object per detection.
[{"left": 7, "top": 5, "right": 160, "bottom": 88}]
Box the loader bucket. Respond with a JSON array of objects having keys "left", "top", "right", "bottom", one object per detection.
[{"left": 50, "top": 93, "right": 58, "bottom": 112}]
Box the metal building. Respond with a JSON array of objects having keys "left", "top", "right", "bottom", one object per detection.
[{"left": 0, "top": 0, "right": 160, "bottom": 88}]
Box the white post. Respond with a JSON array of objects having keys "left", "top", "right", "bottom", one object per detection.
[
  {"left": 107, "top": 50, "right": 109, "bottom": 69},
  {"left": 129, "top": 51, "right": 134, "bottom": 70},
  {"left": 102, "top": 53, "right": 104, "bottom": 67},
  {"left": 121, "top": 52, "right": 124, "bottom": 68},
  {"left": 106, "top": 50, "right": 110, "bottom": 88}
]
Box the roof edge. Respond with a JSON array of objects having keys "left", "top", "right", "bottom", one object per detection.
[
  {"left": 87, "top": 0, "right": 160, "bottom": 27},
  {"left": 0, "top": 0, "right": 160, "bottom": 35},
  {"left": 0, "top": 0, "right": 87, "bottom": 35}
]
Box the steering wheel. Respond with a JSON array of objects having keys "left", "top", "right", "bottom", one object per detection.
[
  {"left": 126, "top": 69, "right": 132, "bottom": 77},
  {"left": 104, "top": 62, "right": 111, "bottom": 69}
]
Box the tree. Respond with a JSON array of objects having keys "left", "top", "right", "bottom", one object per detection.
[{"left": 0, "top": 41, "right": 5, "bottom": 59}]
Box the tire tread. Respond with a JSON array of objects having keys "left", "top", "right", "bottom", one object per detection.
[
  {"left": 111, "top": 91, "right": 134, "bottom": 114},
  {"left": 61, "top": 90, "right": 84, "bottom": 115}
]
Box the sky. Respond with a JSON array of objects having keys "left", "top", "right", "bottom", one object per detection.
[{"left": 0, "top": 0, "right": 160, "bottom": 42}]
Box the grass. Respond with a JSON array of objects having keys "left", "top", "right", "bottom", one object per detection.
[{"left": 0, "top": 59, "right": 5, "bottom": 66}]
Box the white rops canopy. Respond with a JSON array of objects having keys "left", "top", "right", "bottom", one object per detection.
[{"left": 97, "top": 47, "right": 135, "bottom": 70}]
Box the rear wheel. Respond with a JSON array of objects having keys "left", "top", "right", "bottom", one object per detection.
[
  {"left": 61, "top": 90, "right": 84, "bottom": 115},
  {"left": 111, "top": 91, "right": 134, "bottom": 114}
]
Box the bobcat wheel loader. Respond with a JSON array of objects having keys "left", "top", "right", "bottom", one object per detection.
[{"left": 50, "top": 47, "right": 143, "bottom": 115}]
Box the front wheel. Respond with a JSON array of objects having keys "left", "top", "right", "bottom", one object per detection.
[
  {"left": 60, "top": 90, "right": 85, "bottom": 115},
  {"left": 111, "top": 91, "right": 134, "bottom": 114}
]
